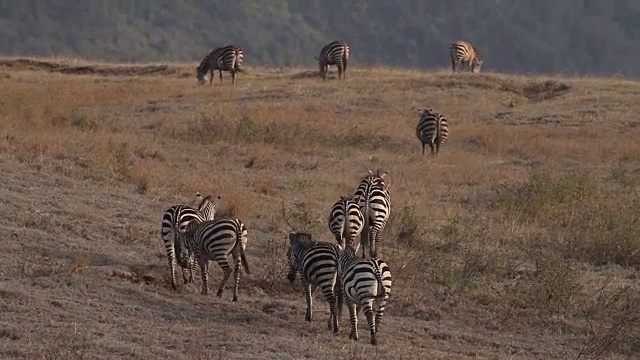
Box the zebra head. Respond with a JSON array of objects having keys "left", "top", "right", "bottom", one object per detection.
[
  {"left": 196, "top": 61, "right": 210, "bottom": 85},
  {"left": 286, "top": 232, "right": 313, "bottom": 282},
  {"left": 471, "top": 53, "right": 483, "bottom": 73},
  {"left": 199, "top": 194, "right": 223, "bottom": 221}
]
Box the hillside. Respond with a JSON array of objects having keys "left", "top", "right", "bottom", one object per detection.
[
  {"left": 0, "top": 58, "right": 639, "bottom": 359},
  {"left": 3, "top": 1, "right": 640, "bottom": 76}
]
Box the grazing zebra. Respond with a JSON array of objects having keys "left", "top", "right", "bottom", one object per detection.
[
  {"left": 354, "top": 169, "right": 391, "bottom": 258},
  {"left": 449, "top": 40, "right": 483, "bottom": 73},
  {"left": 196, "top": 45, "right": 244, "bottom": 85},
  {"left": 416, "top": 108, "right": 449, "bottom": 156},
  {"left": 315, "top": 40, "right": 350, "bottom": 80},
  {"left": 328, "top": 196, "right": 364, "bottom": 251},
  {"left": 160, "top": 194, "right": 222, "bottom": 290},
  {"left": 286, "top": 232, "right": 342, "bottom": 335},
  {"left": 180, "top": 218, "right": 250, "bottom": 302},
  {"left": 338, "top": 244, "right": 392, "bottom": 345}
]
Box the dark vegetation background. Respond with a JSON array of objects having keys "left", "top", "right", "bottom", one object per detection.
[{"left": 2, "top": 0, "right": 640, "bottom": 76}]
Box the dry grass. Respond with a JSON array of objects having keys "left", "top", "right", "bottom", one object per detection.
[{"left": 1, "top": 57, "right": 639, "bottom": 359}]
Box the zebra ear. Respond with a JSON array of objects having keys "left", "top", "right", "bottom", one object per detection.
[
  {"left": 367, "top": 168, "right": 374, "bottom": 176},
  {"left": 212, "top": 194, "right": 223, "bottom": 208}
]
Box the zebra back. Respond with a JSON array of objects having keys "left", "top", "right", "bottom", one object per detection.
[
  {"left": 338, "top": 246, "right": 388, "bottom": 299},
  {"left": 182, "top": 217, "right": 250, "bottom": 274},
  {"left": 287, "top": 232, "right": 340, "bottom": 283},
  {"left": 449, "top": 40, "right": 483, "bottom": 73},
  {"left": 317, "top": 40, "right": 349, "bottom": 66}
]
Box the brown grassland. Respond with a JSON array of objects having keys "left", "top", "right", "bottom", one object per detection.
[{"left": 0, "top": 57, "right": 639, "bottom": 360}]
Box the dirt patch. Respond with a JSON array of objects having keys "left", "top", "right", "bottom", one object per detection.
[
  {"left": 521, "top": 80, "right": 572, "bottom": 101},
  {"left": 0, "top": 58, "right": 178, "bottom": 77}
]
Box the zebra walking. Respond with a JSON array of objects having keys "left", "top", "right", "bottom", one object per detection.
[
  {"left": 328, "top": 196, "right": 364, "bottom": 251},
  {"left": 354, "top": 169, "right": 391, "bottom": 258},
  {"left": 286, "top": 232, "right": 342, "bottom": 335},
  {"left": 315, "top": 40, "right": 350, "bottom": 80},
  {"left": 160, "top": 193, "right": 222, "bottom": 290},
  {"left": 180, "top": 218, "right": 250, "bottom": 302},
  {"left": 449, "top": 40, "right": 483, "bottom": 73},
  {"left": 338, "top": 244, "right": 392, "bottom": 345},
  {"left": 196, "top": 45, "right": 244, "bottom": 85},
  {"left": 416, "top": 108, "right": 449, "bottom": 156}
]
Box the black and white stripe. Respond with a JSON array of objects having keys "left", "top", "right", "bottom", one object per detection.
[
  {"left": 449, "top": 40, "right": 483, "bottom": 73},
  {"left": 160, "top": 193, "right": 222, "bottom": 290},
  {"left": 354, "top": 169, "right": 391, "bottom": 259},
  {"left": 180, "top": 218, "right": 250, "bottom": 302},
  {"left": 416, "top": 108, "right": 449, "bottom": 156},
  {"left": 197, "top": 45, "right": 244, "bottom": 85},
  {"left": 328, "top": 196, "right": 364, "bottom": 251},
  {"left": 286, "top": 232, "right": 342, "bottom": 335},
  {"left": 337, "top": 245, "right": 392, "bottom": 345},
  {"left": 315, "top": 40, "right": 350, "bottom": 80}
]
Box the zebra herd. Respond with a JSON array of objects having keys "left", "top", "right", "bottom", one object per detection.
[
  {"left": 161, "top": 38, "right": 480, "bottom": 344},
  {"left": 195, "top": 39, "right": 471, "bottom": 157},
  {"left": 160, "top": 168, "right": 393, "bottom": 345}
]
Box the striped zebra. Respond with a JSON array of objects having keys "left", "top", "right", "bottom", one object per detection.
[
  {"left": 416, "top": 108, "right": 449, "bottom": 156},
  {"left": 180, "top": 218, "right": 250, "bottom": 302},
  {"left": 354, "top": 169, "right": 391, "bottom": 259},
  {"left": 286, "top": 232, "right": 342, "bottom": 335},
  {"left": 338, "top": 244, "right": 392, "bottom": 345},
  {"left": 160, "top": 193, "right": 222, "bottom": 290},
  {"left": 328, "top": 196, "right": 364, "bottom": 251},
  {"left": 449, "top": 40, "right": 483, "bottom": 73},
  {"left": 196, "top": 45, "right": 244, "bottom": 85},
  {"left": 315, "top": 40, "right": 350, "bottom": 80}
]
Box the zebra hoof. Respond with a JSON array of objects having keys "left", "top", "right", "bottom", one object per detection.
[
  {"left": 370, "top": 338, "right": 377, "bottom": 346},
  {"left": 305, "top": 315, "right": 312, "bottom": 322},
  {"left": 232, "top": 297, "right": 238, "bottom": 303}
]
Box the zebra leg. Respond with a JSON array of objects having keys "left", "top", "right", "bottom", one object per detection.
[
  {"left": 197, "top": 255, "right": 209, "bottom": 295},
  {"left": 363, "top": 301, "right": 377, "bottom": 345},
  {"left": 347, "top": 301, "right": 358, "bottom": 341},
  {"left": 209, "top": 69, "right": 214, "bottom": 86},
  {"left": 429, "top": 143, "right": 436, "bottom": 155},
  {"left": 338, "top": 63, "right": 343, "bottom": 79},
  {"left": 422, "top": 142, "right": 426, "bottom": 156},
  {"left": 231, "top": 70, "right": 236, "bottom": 84},
  {"left": 219, "top": 69, "right": 223, "bottom": 82},
  {"left": 374, "top": 295, "right": 388, "bottom": 334},
  {"left": 322, "top": 282, "right": 338, "bottom": 333},
  {"left": 305, "top": 283, "right": 316, "bottom": 322},
  {"left": 232, "top": 255, "right": 242, "bottom": 303},
  {"left": 216, "top": 262, "right": 233, "bottom": 298},
  {"left": 335, "top": 278, "right": 344, "bottom": 327},
  {"left": 188, "top": 253, "right": 197, "bottom": 283}
]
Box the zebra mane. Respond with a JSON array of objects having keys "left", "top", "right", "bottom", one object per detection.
[{"left": 288, "top": 231, "right": 314, "bottom": 246}]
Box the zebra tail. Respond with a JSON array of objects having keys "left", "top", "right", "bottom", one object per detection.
[
  {"left": 238, "top": 226, "right": 250, "bottom": 275},
  {"left": 374, "top": 263, "right": 386, "bottom": 298}
]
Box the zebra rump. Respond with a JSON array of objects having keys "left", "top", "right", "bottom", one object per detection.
[
  {"left": 416, "top": 108, "right": 449, "bottom": 156},
  {"left": 315, "top": 40, "right": 349, "bottom": 80}
]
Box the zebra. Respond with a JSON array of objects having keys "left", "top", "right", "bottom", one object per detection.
[
  {"left": 354, "top": 169, "right": 391, "bottom": 258},
  {"left": 416, "top": 108, "right": 449, "bottom": 156},
  {"left": 449, "top": 40, "right": 483, "bottom": 73},
  {"left": 315, "top": 40, "right": 350, "bottom": 80},
  {"left": 196, "top": 45, "right": 244, "bottom": 86},
  {"left": 337, "top": 244, "right": 392, "bottom": 345},
  {"left": 160, "top": 193, "right": 222, "bottom": 290},
  {"left": 286, "top": 232, "right": 343, "bottom": 335},
  {"left": 180, "top": 218, "right": 250, "bottom": 302},
  {"left": 328, "top": 196, "right": 364, "bottom": 251}
]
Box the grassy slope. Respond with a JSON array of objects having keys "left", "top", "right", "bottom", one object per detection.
[{"left": 0, "top": 59, "right": 638, "bottom": 360}]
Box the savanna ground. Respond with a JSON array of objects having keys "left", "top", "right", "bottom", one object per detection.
[{"left": 0, "top": 57, "right": 639, "bottom": 360}]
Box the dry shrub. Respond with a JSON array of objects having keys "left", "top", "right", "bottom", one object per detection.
[{"left": 496, "top": 172, "right": 640, "bottom": 267}]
